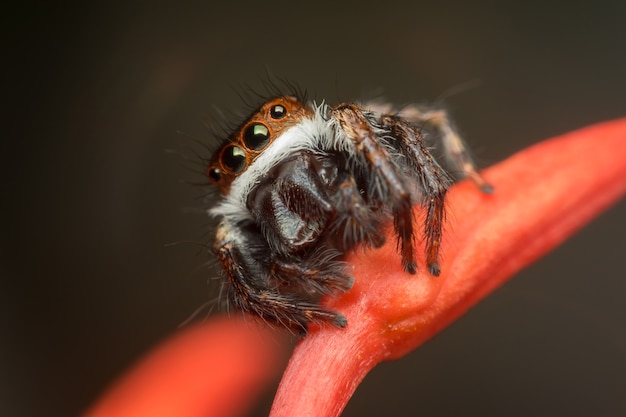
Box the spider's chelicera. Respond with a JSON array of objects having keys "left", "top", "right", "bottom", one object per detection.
[{"left": 206, "top": 95, "right": 491, "bottom": 334}]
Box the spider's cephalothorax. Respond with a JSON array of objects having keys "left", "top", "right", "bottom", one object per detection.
[{"left": 207, "top": 95, "right": 492, "bottom": 334}]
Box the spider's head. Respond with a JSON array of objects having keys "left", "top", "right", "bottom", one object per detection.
[{"left": 207, "top": 96, "right": 312, "bottom": 195}]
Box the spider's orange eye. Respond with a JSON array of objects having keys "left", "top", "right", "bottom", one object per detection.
[
  {"left": 270, "top": 104, "right": 286, "bottom": 119},
  {"left": 207, "top": 166, "right": 221, "bottom": 182},
  {"left": 243, "top": 123, "right": 271, "bottom": 151},
  {"left": 221, "top": 145, "right": 246, "bottom": 173}
]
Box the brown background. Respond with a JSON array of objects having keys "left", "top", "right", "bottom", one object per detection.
[{"left": 4, "top": 1, "right": 626, "bottom": 416}]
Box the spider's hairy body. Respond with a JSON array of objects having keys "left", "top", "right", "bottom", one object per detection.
[{"left": 207, "top": 95, "right": 491, "bottom": 334}]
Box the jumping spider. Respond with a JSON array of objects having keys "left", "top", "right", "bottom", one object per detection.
[{"left": 206, "top": 94, "right": 492, "bottom": 334}]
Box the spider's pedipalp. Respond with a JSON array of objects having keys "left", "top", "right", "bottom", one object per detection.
[{"left": 327, "top": 173, "right": 386, "bottom": 251}]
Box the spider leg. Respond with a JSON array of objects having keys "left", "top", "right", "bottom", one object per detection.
[
  {"left": 270, "top": 248, "right": 353, "bottom": 296},
  {"left": 215, "top": 219, "right": 347, "bottom": 335},
  {"left": 390, "top": 106, "right": 493, "bottom": 193},
  {"left": 381, "top": 115, "right": 452, "bottom": 276},
  {"left": 331, "top": 103, "right": 418, "bottom": 274}
]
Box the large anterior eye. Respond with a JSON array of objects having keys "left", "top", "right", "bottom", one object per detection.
[
  {"left": 270, "top": 104, "right": 286, "bottom": 119},
  {"left": 243, "top": 123, "right": 270, "bottom": 150},
  {"left": 221, "top": 145, "right": 246, "bottom": 173}
]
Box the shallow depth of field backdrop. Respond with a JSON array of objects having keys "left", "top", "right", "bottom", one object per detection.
[{"left": 4, "top": 2, "right": 626, "bottom": 416}]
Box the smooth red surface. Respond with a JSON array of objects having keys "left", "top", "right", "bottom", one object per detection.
[{"left": 270, "top": 119, "right": 626, "bottom": 417}]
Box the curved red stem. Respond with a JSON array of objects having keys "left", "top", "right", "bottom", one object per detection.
[{"left": 270, "top": 119, "right": 626, "bottom": 417}]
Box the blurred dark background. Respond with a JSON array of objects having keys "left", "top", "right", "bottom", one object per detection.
[{"left": 3, "top": 1, "right": 626, "bottom": 416}]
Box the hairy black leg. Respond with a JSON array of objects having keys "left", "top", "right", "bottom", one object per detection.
[
  {"left": 381, "top": 116, "right": 451, "bottom": 276},
  {"left": 269, "top": 248, "right": 353, "bottom": 297},
  {"left": 215, "top": 220, "right": 347, "bottom": 334},
  {"left": 391, "top": 106, "right": 493, "bottom": 193},
  {"left": 331, "top": 103, "right": 418, "bottom": 274}
]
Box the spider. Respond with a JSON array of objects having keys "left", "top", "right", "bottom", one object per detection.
[{"left": 206, "top": 94, "right": 492, "bottom": 334}]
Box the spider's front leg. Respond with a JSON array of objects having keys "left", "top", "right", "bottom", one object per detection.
[
  {"left": 214, "top": 218, "right": 347, "bottom": 334},
  {"left": 331, "top": 103, "right": 420, "bottom": 274},
  {"left": 380, "top": 115, "right": 453, "bottom": 276}
]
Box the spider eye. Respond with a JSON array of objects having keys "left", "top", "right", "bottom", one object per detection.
[
  {"left": 243, "top": 123, "right": 270, "bottom": 151},
  {"left": 270, "top": 104, "right": 286, "bottom": 119},
  {"left": 207, "top": 167, "right": 221, "bottom": 182},
  {"left": 221, "top": 145, "right": 246, "bottom": 173}
]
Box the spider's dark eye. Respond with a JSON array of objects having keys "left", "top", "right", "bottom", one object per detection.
[
  {"left": 243, "top": 123, "right": 271, "bottom": 151},
  {"left": 207, "top": 167, "right": 221, "bottom": 182},
  {"left": 270, "top": 104, "right": 286, "bottom": 119},
  {"left": 221, "top": 145, "right": 246, "bottom": 173}
]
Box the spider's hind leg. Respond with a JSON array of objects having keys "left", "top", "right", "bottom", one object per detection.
[{"left": 394, "top": 106, "right": 493, "bottom": 193}]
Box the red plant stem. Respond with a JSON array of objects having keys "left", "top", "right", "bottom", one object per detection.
[{"left": 270, "top": 119, "right": 626, "bottom": 417}]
